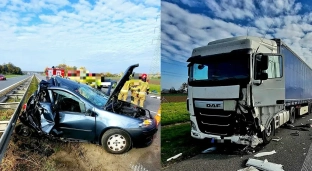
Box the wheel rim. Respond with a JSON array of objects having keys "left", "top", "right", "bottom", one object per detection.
[
  {"left": 107, "top": 134, "right": 126, "bottom": 152},
  {"left": 21, "top": 126, "right": 31, "bottom": 137},
  {"left": 266, "top": 123, "right": 272, "bottom": 137}
]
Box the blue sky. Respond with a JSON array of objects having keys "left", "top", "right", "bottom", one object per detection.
[
  {"left": 0, "top": 0, "right": 160, "bottom": 74},
  {"left": 161, "top": 0, "right": 312, "bottom": 89}
]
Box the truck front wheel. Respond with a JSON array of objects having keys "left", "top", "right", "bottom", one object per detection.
[
  {"left": 288, "top": 107, "right": 296, "bottom": 124},
  {"left": 262, "top": 119, "right": 275, "bottom": 144}
]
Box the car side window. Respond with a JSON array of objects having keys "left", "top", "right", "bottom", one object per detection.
[{"left": 53, "top": 90, "right": 86, "bottom": 113}]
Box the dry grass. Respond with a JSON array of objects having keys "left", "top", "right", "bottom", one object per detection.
[
  {"left": 0, "top": 109, "right": 14, "bottom": 121},
  {"left": 0, "top": 133, "right": 84, "bottom": 171},
  {"left": 6, "top": 97, "right": 21, "bottom": 103}
]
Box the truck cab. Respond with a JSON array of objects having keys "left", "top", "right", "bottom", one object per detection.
[{"left": 186, "top": 36, "right": 291, "bottom": 146}]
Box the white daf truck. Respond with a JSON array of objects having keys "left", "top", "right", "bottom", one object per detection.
[{"left": 186, "top": 36, "right": 312, "bottom": 146}]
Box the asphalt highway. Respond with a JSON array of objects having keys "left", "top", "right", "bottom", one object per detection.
[
  {"left": 163, "top": 113, "right": 312, "bottom": 171},
  {"left": 0, "top": 75, "right": 32, "bottom": 91}
]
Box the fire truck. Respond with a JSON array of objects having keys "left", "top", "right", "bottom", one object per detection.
[{"left": 45, "top": 67, "right": 65, "bottom": 80}]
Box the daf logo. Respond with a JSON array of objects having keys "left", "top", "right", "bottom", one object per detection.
[{"left": 207, "top": 104, "right": 221, "bottom": 108}]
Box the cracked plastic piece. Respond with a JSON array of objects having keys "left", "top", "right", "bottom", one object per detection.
[
  {"left": 254, "top": 150, "right": 276, "bottom": 157},
  {"left": 246, "top": 158, "right": 284, "bottom": 171},
  {"left": 167, "top": 153, "right": 182, "bottom": 162}
]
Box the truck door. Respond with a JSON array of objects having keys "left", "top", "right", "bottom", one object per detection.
[{"left": 252, "top": 54, "right": 285, "bottom": 107}]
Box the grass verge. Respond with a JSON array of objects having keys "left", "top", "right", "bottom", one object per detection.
[
  {"left": 162, "top": 102, "right": 189, "bottom": 126},
  {"left": 161, "top": 123, "right": 208, "bottom": 167},
  {"left": 149, "top": 84, "right": 161, "bottom": 95},
  {"left": 0, "top": 109, "right": 14, "bottom": 121}
]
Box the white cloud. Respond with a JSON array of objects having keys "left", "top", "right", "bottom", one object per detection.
[
  {"left": 204, "top": 0, "right": 255, "bottom": 20},
  {"left": 162, "top": 1, "right": 312, "bottom": 88},
  {"left": 0, "top": 0, "right": 160, "bottom": 73}
]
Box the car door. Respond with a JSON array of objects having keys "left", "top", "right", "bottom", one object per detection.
[{"left": 51, "top": 89, "right": 96, "bottom": 141}]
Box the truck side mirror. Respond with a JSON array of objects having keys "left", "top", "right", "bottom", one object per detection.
[
  {"left": 260, "top": 55, "right": 269, "bottom": 70},
  {"left": 260, "top": 72, "right": 268, "bottom": 80},
  {"left": 255, "top": 54, "right": 269, "bottom": 71}
]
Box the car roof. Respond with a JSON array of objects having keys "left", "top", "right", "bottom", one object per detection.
[{"left": 47, "top": 77, "right": 81, "bottom": 91}]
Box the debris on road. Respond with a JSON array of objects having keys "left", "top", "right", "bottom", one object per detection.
[
  {"left": 272, "top": 137, "right": 282, "bottom": 142},
  {"left": 246, "top": 158, "right": 284, "bottom": 171},
  {"left": 290, "top": 131, "right": 300, "bottom": 136},
  {"left": 285, "top": 124, "right": 310, "bottom": 131},
  {"left": 202, "top": 147, "right": 217, "bottom": 154},
  {"left": 254, "top": 150, "right": 276, "bottom": 157},
  {"left": 250, "top": 135, "right": 262, "bottom": 148},
  {"left": 167, "top": 153, "right": 182, "bottom": 162},
  {"left": 237, "top": 166, "right": 259, "bottom": 171}
]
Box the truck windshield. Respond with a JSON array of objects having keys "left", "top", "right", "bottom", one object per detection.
[{"left": 189, "top": 57, "right": 249, "bottom": 82}]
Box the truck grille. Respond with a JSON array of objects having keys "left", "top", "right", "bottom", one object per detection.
[{"left": 194, "top": 107, "right": 236, "bottom": 136}]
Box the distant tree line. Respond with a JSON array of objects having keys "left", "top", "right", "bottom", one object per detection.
[
  {"left": 0, "top": 63, "right": 23, "bottom": 75},
  {"left": 167, "top": 82, "right": 187, "bottom": 93}
]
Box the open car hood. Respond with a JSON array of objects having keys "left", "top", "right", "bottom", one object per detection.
[{"left": 105, "top": 64, "right": 139, "bottom": 106}]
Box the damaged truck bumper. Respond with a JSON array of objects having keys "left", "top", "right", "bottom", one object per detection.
[
  {"left": 190, "top": 116, "right": 263, "bottom": 147},
  {"left": 191, "top": 130, "right": 263, "bottom": 146}
]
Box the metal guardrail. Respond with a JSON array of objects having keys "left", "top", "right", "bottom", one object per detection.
[{"left": 0, "top": 75, "right": 34, "bottom": 163}]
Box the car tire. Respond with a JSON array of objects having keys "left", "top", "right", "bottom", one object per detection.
[
  {"left": 15, "top": 123, "right": 32, "bottom": 137},
  {"left": 101, "top": 129, "right": 132, "bottom": 154}
]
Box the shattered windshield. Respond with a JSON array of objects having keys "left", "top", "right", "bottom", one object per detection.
[
  {"left": 76, "top": 84, "right": 108, "bottom": 107},
  {"left": 190, "top": 56, "right": 249, "bottom": 82}
]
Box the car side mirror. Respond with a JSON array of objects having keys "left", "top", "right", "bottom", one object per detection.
[{"left": 86, "top": 109, "right": 96, "bottom": 117}]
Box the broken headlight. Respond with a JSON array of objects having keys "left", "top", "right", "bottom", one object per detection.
[
  {"left": 191, "top": 121, "right": 197, "bottom": 131},
  {"left": 139, "top": 119, "right": 153, "bottom": 127}
]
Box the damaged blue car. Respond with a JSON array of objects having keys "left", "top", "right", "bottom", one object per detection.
[{"left": 15, "top": 64, "right": 158, "bottom": 154}]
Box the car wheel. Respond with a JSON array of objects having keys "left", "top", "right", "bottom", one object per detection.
[
  {"left": 15, "top": 123, "right": 32, "bottom": 137},
  {"left": 101, "top": 129, "right": 132, "bottom": 154}
]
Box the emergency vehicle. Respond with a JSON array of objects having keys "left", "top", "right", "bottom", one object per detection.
[{"left": 45, "top": 67, "right": 65, "bottom": 80}]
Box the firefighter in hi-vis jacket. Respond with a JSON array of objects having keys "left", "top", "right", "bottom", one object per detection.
[
  {"left": 137, "top": 74, "right": 149, "bottom": 107},
  {"left": 118, "top": 80, "right": 132, "bottom": 101},
  {"left": 130, "top": 81, "right": 140, "bottom": 105}
]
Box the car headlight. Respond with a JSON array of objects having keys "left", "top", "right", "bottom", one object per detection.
[{"left": 139, "top": 119, "right": 153, "bottom": 127}]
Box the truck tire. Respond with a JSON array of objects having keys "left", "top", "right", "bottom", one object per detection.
[
  {"left": 288, "top": 107, "right": 296, "bottom": 124},
  {"left": 262, "top": 119, "right": 275, "bottom": 144}
]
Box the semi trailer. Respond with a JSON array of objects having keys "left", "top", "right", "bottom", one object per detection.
[{"left": 186, "top": 36, "right": 312, "bottom": 146}]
